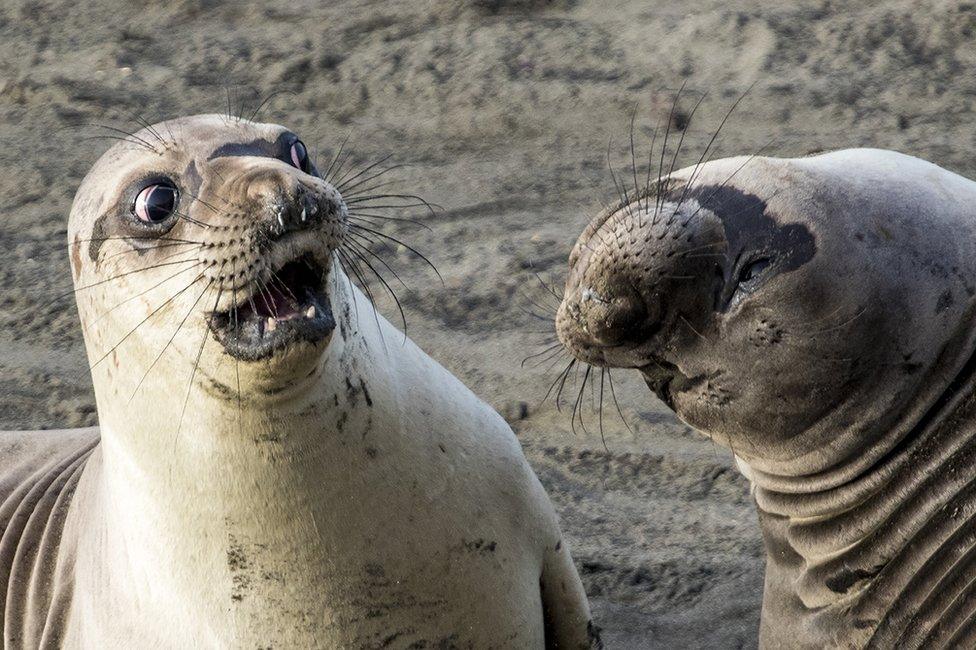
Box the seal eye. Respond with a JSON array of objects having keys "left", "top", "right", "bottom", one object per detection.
[
  {"left": 289, "top": 140, "right": 310, "bottom": 173},
  {"left": 739, "top": 258, "right": 771, "bottom": 284},
  {"left": 133, "top": 182, "right": 178, "bottom": 224}
]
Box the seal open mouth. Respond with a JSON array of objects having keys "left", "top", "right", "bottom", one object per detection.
[{"left": 210, "top": 254, "right": 336, "bottom": 360}]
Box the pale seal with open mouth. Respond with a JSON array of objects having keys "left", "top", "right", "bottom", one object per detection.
[{"left": 0, "top": 114, "right": 598, "bottom": 649}]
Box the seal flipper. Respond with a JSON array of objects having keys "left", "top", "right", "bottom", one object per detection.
[
  {"left": 0, "top": 428, "right": 99, "bottom": 649},
  {"left": 541, "top": 538, "right": 602, "bottom": 649}
]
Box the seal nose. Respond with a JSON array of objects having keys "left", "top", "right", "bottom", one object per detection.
[
  {"left": 557, "top": 280, "right": 659, "bottom": 365},
  {"left": 270, "top": 187, "right": 323, "bottom": 238},
  {"left": 578, "top": 287, "right": 649, "bottom": 346},
  {"left": 242, "top": 167, "right": 344, "bottom": 242}
]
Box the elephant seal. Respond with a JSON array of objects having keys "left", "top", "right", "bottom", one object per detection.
[
  {"left": 0, "top": 114, "right": 598, "bottom": 648},
  {"left": 556, "top": 148, "right": 976, "bottom": 648}
]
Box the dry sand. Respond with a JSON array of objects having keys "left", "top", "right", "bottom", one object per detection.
[{"left": 2, "top": 1, "right": 973, "bottom": 647}]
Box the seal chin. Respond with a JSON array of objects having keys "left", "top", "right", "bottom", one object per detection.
[
  {"left": 209, "top": 253, "right": 336, "bottom": 361},
  {"left": 639, "top": 358, "right": 702, "bottom": 412}
]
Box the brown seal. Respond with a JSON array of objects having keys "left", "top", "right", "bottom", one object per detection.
[{"left": 557, "top": 149, "right": 976, "bottom": 648}]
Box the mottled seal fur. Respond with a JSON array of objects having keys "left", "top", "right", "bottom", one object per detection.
[
  {"left": 557, "top": 149, "right": 976, "bottom": 648},
  {"left": 0, "top": 114, "right": 598, "bottom": 648}
]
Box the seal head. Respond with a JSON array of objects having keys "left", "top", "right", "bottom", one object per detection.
[
  {"left": 69, "top": 115, "right": 347, "bottom": 397},
  {"left": 557, "top": 152, "right": 976, "bottom": 479}
]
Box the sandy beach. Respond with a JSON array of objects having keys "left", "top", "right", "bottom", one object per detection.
[{"left": 2, "top": 1, "right": 973, "bottom": 646}]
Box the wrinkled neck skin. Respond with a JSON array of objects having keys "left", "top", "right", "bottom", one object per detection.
[
  {"left": 69, "top": 268, "right": 397, "bottom": 646},
  {"left": 739, "top": 310, "right": 976, "bottom": 648}
]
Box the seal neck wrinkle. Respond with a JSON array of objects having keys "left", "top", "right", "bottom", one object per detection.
[{"left": 741, "top": 316, "right": 976, "bottom": 643}]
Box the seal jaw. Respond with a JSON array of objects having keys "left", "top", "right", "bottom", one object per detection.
[{"left": 209, "top": 254, "right": 336, "bottom": 361}]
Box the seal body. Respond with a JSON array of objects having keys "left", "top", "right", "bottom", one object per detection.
[
  {"left": 557, "top": 148, "right": 976, "bottom": 648},
  {"left": 0, "top": 115, "right": 596, "bottom": 648}
]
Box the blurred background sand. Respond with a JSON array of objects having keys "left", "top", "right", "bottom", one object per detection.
[{"left": 2, "top": 1, "right": 974, "bottom": 646}]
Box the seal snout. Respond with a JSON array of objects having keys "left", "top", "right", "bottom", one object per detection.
[
  {"left": 556, "top": 195, "right": 726, "bottom": 369},
  {"left": 557, "top": 284, "right": 654, "bottom": 362}
]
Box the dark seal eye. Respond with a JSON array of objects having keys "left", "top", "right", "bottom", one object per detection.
[
  {"left": 289, "top": 139, "right": 310, "bottom": 173},
  {"left": 736, "top": 257, "right": 772, "bottom": 290},
  {"left": 739, "top": 257, "right": 771, "bottom": 284},
  {"left": 133, "top": 182, "right": 178, "bottom": 224}
]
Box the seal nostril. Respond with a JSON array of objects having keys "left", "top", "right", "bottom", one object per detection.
[{"left": 583, "top": 290, "right": 651, "bottom": 347}]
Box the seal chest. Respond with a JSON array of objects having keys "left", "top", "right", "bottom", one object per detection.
[
  {"left": 0, "top": 114, "right": 598, "bottom": 649},
  {"left": 558, "top": 148, "right": 976, "bottom": 648}
]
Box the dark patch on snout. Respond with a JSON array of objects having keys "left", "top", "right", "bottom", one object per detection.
[
  {"left": 207, "top": 135, "right": 283, "bottom": 161},
  {"left": 88, "top": 212, "right": 111, "bottom": 263},
  {"left": 184, "top": 159, "right": 203, "bottom": 198},
  {"left": 677, "top": 185, "right": 816, "bottom": 276}
]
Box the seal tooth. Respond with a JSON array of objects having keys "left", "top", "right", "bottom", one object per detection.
[
  {"left": 305, "top": 305, "right": 315, "bottom": 318},
  {"left": 266, "top": 317, "right": 277, "bottom": 332},
  {"left": 300, "top": 207, "right": 307, "bottom": 222}
]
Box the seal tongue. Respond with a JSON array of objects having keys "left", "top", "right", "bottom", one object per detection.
[
  {"left": 255, "top": 284, "right": 301, "bottom": 319},
  {"left": 253, "top": 259, "right": 319, "bottom": 319}
]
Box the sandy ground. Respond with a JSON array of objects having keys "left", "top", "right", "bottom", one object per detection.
[{"left": 2, "top": 1, "right": 975, "bottom": 647}]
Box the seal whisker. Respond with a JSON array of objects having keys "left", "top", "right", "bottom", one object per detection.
[
  {"left": 125, "top": 111, "right": 170, "bottom": 150},
  {"left": 679, "top": 136, "right": 778, "bottom": 228},
  {"left": 342, "top": 192, "right": 440, "bottom": 213},
  {"left": 661, "top": 91, "right": 706, "bottom": 217},
  {"left": 85, "top": 261, "right": 204, "bottom": 332},
  {"left": 606, "top": 369, "right": 633, "bottom": 435},
  {"left": 100, "top": 241, "right": 201, "bottom": 263},
  {"left": 628, "top": 103, "right": 642, "bottom": 220},
  {"left": 253, "top": 276, "right": 282, "bottom": 319},
  {"left": 266, "top": 267, "right": 301, "bottom": 307},
  {"left": 126, "top": 272, "right": 212, "bottom": 403},
  {"left": 181, "top": 188, "right": 224, "bottom": 215},
  {"left": 340, "top": 239, "right": 408, "bottom": 335},
  {"left": 333, "top": 154, "right": 397, "bottom": 192},
  {"left": 335, "top": 246, "right": 390, "bottom": 347},
  {"left": 571, "top": 364, "right": 592, "bottom": 435},
  {"left": 83, "top": 123, "right": 162, "bottom": 154},
  {"left": 668, "top": 83, "right": 756, "bottom": 224},
  {"left": 338, "top": 166, "right": 409, "bottom": 197},
  {"left": 78, "top": 134, "right": 160, "bottom": 152},
  {"left": 347, "top": 212, "right": 433, "bottom": 232},
  {"left": 659, "top": 90, "right": 708, "bottom": 223},
  {"left": 90, "top": 267, "right": 212, "bottom": 370},
  {"left": 642, "top": 122, "right": 661, "bottom": 218},
  {"left": 653, "top": 81, "right": 685, "bottom": 225},
  {"left": 231, "top": 257, "right": 243, "bottom": 439},
  {"left": 346, "top": 223, "right": 441, "bottom": 282},
  {"left": 543, "top": 358, "right": 576, "bottom": 410},
  {"left": 339, "top": 178, "right": 403, "bottom": 200},
  {"left": 344, "top": 232, "right": 411, "bottom": 291},
  {"left": 521, "top": 342, "right": 565, "bottom": 369},
  {"left": 247, "top": 89, "right": 293, "bottom": 124},
  {"left": 606, "top": 137, "right": 633, "bottom": 221},
  {"left": 519, "top": 292, "right": 559, "bottom": 319},
  {"left": 528, "top": 265, "right": 565, "bottom": 304},
  {"left": 320, "top": 136, "right": 350, "bottom": 185},
  {"left": 678, "top": 314, "right": 710, "bottom": 343},
  {"left": 325, "top": 143, "right": 354, "bottom": 187},
  {"left": 176, "top": 279, "right": 225, "bottom": 443},
  {"left": 172, "top": 209, "right": 213, "bottom": 230},
  {"left": 74, "top": 235, "right": 203, "bottom": 245},
  {"left": 46, "top": 258, "right": 200, "bottom": 306},
  {"left": 598, "top": 368, "right": 610, "bottom": 452}
]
